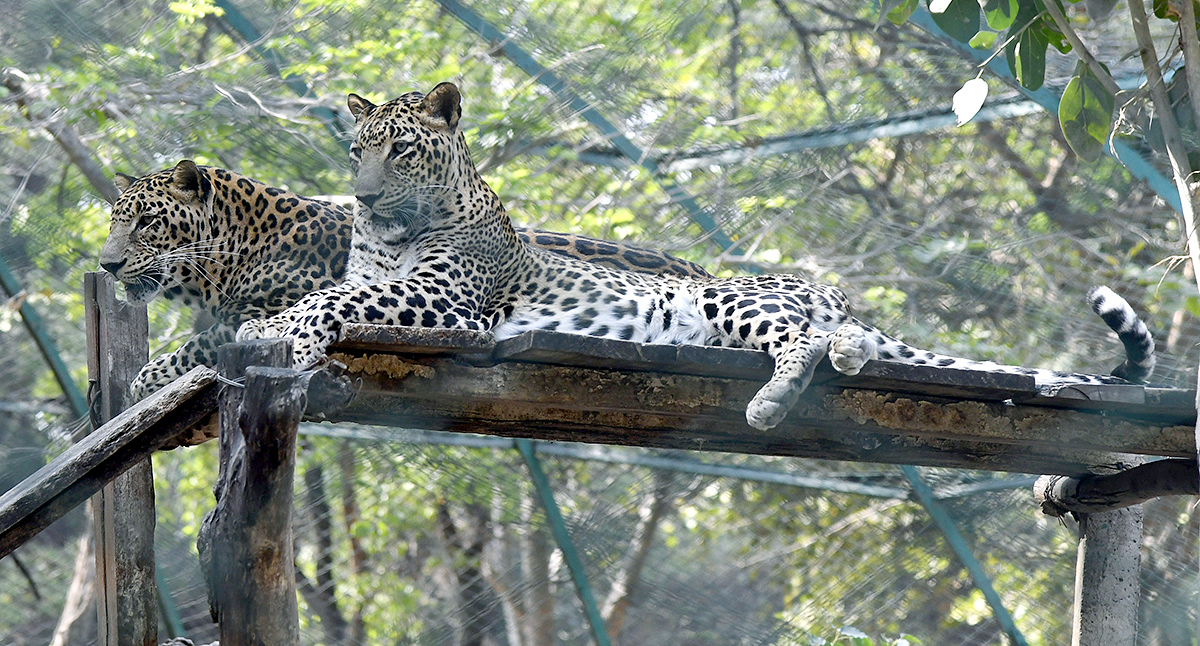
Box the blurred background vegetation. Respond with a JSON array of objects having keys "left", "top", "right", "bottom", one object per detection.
[{"left": 1, "top": 0, "right": 1197, "bottom": 644}]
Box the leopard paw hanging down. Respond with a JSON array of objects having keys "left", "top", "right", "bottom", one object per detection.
[{"left": 239, "top": 82, "right": 1157, "bottom": 431}]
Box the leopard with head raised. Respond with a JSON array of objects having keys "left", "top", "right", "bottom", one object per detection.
[
  {"left": 238, "top": 82, "right": 1156, "bottom": 430},
  {"left": 101, "top": 161, "right": 710, "bottom": 400}
]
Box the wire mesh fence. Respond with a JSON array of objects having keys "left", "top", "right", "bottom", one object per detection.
[
  {"left": 2, "top": 0, "right": 1199, "bottom": 644},
  {"left": 3, "top": 427, "right": 1197, "bottom": 645}
]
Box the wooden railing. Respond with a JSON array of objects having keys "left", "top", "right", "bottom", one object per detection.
[{"left": 0, "top": 271, "right": 1196, "bottom": 645}]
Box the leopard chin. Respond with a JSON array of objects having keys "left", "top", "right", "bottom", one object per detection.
[
  {"left": 367, "top": 198, "right": 435, "bottom": 243},
  {"left": 122, "top": 275, "right": 163, "bottom": 303}
]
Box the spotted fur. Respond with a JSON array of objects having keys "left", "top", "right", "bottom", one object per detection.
[
  {"left": 238, "top": 83, "right": 1157, "bottom": 430},
  {"left": 101, "top": 161, "right": 709, "bottom": 400}
]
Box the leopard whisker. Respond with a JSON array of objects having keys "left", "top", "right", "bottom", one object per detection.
[
  {"left": 173, "top": 255, "right": 232, "bottom": 300},
  {"left": 149, "top": 251, "right": 231, "bottom": 301}
]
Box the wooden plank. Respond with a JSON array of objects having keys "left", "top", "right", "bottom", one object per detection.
[
  {"left": 84, "top": 271, "right": 156, "bottom": 646},
  {"left": 0, "top": 367, "right": 219, "bottom": 559},
  {"left": 340, "top": 326, "right": 1192, "bottom": 418},
  {"left": 320, "top": 325, "right": 1196, "bottom": 474},
  {"left": 495, "top": 330, "right": 680, "bottom": 371},
  {"left": 494, "top": 329, "right": 1040, "bottom": 400},
  {"left": 321, "top": 358, "right": 1194, "bottom": 476},
  {"left": 336, "top": 324, "right": 494, "bottom": 354},
  {"left": 825, "top": 360, "right": 1036, "bottom": 401},
  {"left": 198, "top": 343, "right": 301, "bottom": 646},
  {"left": 1028, "top": 383, "right": 1146, "bottom": 408}
]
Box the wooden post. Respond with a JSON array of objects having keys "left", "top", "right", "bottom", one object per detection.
[
  {"left": 198, "top": 340, "right": 302, "bottom": 646},
  {"left": 1071, "top": 507, "right": 1143, "bottom": 646},
  {"left": 84, "top": 272, "right": 157, "bottom": 646}
]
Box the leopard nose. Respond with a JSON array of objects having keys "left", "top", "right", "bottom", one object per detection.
[
  {"left": 357, "top": 192, "right": 381, "bottom": 209},
  {"left": 100, "top": 258, "right": 127, "bottom": 274}
]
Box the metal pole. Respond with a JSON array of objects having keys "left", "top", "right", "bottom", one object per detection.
[
  {"left": 516, "top": 438, "right": 612, "bottom": 646},
  {"left": 0, "top": 253, "right": 88, "bottom": 417},
  {"left": 901, "top": 465, "right": 1029, "bottom": 646}
]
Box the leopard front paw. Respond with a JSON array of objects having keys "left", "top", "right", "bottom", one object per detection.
[
  {"left": 829, "top": 324, "right": 875, "bottom": 376},
  {"left": 236, "top": 313, "right": 338, "bottom": 369},
  {"left": 235, "top": 317, "right": 287, "bottom": 343}
]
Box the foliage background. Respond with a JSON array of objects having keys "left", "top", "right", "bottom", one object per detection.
[{"left": 0, "top": 0, "right": 1197, "bottom": 644}]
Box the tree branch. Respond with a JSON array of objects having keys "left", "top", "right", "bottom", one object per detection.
[
  {"left": 770, "top": 0, "right": 840, "bottom": 121},
  {"left": 1127, "top": 0, "right": 1200, "bottom": 282},
  {"left": 1, "top": 68, "right": 119, "bottom": 204},
  {"left": 1179, "top": 0, "right": 1200, "bottom": 143},
  {"left": 1035, "top": 460, "right": 1199, "bottom": 516},
  {"left": 727, "top": 0, "right": 742, "bottom": 121},
  {"left": 1041, "top": 0, "right": 1120, "bottom": 96},
  {"left": 336, "top": 445, "right": 367, "bottom": 644},
  {"left": 520, "top": 489, "right": 554, "bottom": 646},
  {"left": 602, "top": 469, "right": 675, "bottom": 641},
  {"left": 302, "top": 465, "right": 350, "bottom": 645},
  {"left": 976, "top": 122, "right": 1089, "bottom": 229}
]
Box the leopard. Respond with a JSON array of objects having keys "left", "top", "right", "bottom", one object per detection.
[
  {"left": 100, "top": 161, "right": 710, "bottom": 400},
  {"left": 237, "top": 82, "right": 1156, "bottom": 431}
]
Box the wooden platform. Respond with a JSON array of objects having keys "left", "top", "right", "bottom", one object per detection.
[{"left": 324, "top": 325, "right": 1197, "bottom": 476}]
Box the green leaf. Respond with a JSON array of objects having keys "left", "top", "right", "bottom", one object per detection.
[
  {"left": 927, "top": 0, "right": 980, "bottom": 42},
  {"left": 1041, "top": 19, "right": 1072, "bottom": 54},
  {"left": 981, "top": 0, "right": 1018, "bottom": 30},
  {"left": 881, "top": 0, "right": 920, "bottom": 25},
  {"left": 1059, "top": 65, "right": 1115, "bottom": 161},
  {"left": 1005, "top": 4, "right": 1049, "bottom": 91},
  {"left": 968, "top": 30, "right": 998, "bottom": 48}
]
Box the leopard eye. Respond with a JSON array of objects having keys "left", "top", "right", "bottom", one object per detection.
[
  {"left": 389, "top": 140, "right": 412, "bottom": 158},
  {"left": 133, "top": 212, "right": 156, "bottom": 231}
]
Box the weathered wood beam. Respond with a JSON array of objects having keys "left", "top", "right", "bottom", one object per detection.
[
  {"left": 84, "top": 271, "right": 157, "bottom": 646},
  {"left": 1034, "top": 459, "right": 1199, "bottom": 516},
  {"left": 0, "top": 366, "right": 218, "bottom": 559},
  {"left": 318, "top": 327, "right": 1196, "bottom": 476},
  {"left": 198, "top": 340, "right": 302, "bottom": 646}
]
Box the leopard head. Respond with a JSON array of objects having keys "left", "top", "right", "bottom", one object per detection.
[
  {"left": 347, "top": 83, "right": 485, "bottom": 242},
  {"left": 100, "top": 160, "right": 216, "bottom": 303}
]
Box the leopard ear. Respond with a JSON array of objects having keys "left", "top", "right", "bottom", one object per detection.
[
  {"left": 169, "top": 160, "right": 204, "bottom": 202},
  {"left": 113, "top": 173, "right": 137, "bottom": 194},
  {"left": 347, "top": 93, "right": 376, "bottom": 121},
  {"left": 421, "top": 82, "right": 461, "bottom": 131}
]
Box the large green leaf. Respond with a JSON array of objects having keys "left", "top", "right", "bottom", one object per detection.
[
  {"left": 927, "top": 0, "right": 980, "bottom": 42},
  {"left": 1004, "top": 3, "right": 1048, "bottom": 91},
  {"left": 981, "top": 0, "right": 1019, "bottom": 30},
  {"left": 1059, "top": 63, "right": 1115, "bottom": 161}
]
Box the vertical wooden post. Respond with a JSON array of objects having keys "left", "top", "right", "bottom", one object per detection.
[
  {"left": 198, "top": 339, "right": 301, "bottom": 646},
  {"left": 83, "top": 272, "right": 157, "bottom": 646},
  {"left": 1071, "top": 507, "right": 1143, "bottom": 646}
]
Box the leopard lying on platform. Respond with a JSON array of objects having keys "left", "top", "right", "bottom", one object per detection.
[
  {"left": 100, "top": 161, "right": 709, "bottom": 400},
  {"left": 237, "top": 82, "right": 1156, "bottom": 430}
]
